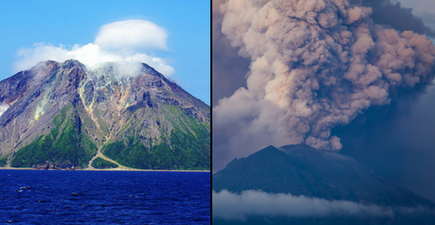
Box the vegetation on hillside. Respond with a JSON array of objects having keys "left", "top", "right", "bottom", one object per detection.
[
  {"left": 0, "top": 155, "right": 7, "bottom": 167},
  {"left": 103, "top": 105, "right": 210, "bottom": 170},
  {"left": 11, "top": 103, "right": 210, "bottom": 170},
  {"left": 11, "top": 106, "right": 97, "bottom": 168},
  {"left": 91, "top": 157, "right": 118, "bottom": 169}
]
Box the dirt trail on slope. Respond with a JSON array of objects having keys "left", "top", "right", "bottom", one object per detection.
[
  {"left": 86, "top": 128, "right": 129, "bottom": 170},
  {"left": 85, "top": 107, "right": 134, "bottom": 170},
  {"left": 87, "top": 146, "right": 130, "bottom": 170}
]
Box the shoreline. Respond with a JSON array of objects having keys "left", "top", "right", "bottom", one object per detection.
[{"left": 0, "top": 167, "right": 210, "bottom": 172}]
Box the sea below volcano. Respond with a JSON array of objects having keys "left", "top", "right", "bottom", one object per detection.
[{"left": 0, "top": 170, "right": 210, "bottom": 224}]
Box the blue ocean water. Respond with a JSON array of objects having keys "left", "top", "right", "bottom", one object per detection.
[{"left": 0, "top": 170, "right": 210, "bottom": 224}]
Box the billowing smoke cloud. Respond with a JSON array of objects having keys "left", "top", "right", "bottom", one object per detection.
[
  {"left": 213, "top": 0, "right": 435, "bottom": 171},
  {"left": 14, "top": 20, "right": 174, "bottom": 77},
  {"left": 363, "top": 0, "right": 435, "bottom": 37},
  {"left": 0, "top": 103, "right": 9, "bottom": 117},
  {"left": 213, "top": 189, "right": 398, "bottom": 220},
  {"left": 212, "top": 0, "right": 250, "bottom": 105},
  {"left": 387, "top": 0, "right": 435, "bottom": 39}
]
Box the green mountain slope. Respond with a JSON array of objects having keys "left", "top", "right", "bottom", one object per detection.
[
  {"left": 0, "top": 60, "right": 210, "bottom": 170},
  {"left": 11, "top": 105, "right": 97, "bottom": 168}
]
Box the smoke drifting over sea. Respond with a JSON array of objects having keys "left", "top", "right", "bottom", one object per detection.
[
  {"left": 213, "top": 189, "right": 435, "bottom": 221},
  {"left": 213, "top": 190, "right": 435, "bottom": 220},
  {"left": 213, "top": 0, "right": 435, "bottom": 171}
]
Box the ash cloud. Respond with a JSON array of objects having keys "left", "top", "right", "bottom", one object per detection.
[
  {"left": 212, "top": 0, "right": 250, "bottom": 106},
  {"left": 14, "top": 20, "right": 174, "bottom": 77},
  {"left": 213, "top": 0, "right": 435, "bottom": 171},
  {"left": 363, "top": 0, "right": 435, "bottom": 37},
  {"left": 387, "top": 0, "right": 435, "bottom": 40},
  {"left": 213, "top": 189, "right": 399, "bottom": 220},
  {"left": 332, "top": 85, "right": 435, "bottom": 202}
]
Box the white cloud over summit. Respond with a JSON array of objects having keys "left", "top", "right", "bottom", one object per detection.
[
  {"left": 95, "top": 20, "right": 168, "bottom": 51},
  {"left": 14, "top": 20, "right": 174, "bottom": 76}
]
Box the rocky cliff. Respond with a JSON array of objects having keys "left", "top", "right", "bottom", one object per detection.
[{"left": 0, "top": 60, "right": 210, "bottom": 170}]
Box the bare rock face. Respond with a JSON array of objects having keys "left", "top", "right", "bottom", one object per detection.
[{"left": 0, "top": 60, "right": 210, "bottom": 170}]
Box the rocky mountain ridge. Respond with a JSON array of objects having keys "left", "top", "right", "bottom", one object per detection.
[
  {"left": 213, "top": 144, "right": 435, "bottom": 224},
  {"left": 0, "top": 59, "right": 210, "bottom": 170}
]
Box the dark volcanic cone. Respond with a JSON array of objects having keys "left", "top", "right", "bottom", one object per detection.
[{"left": 213, "top": 144, "right": 435, "bottom": 224}]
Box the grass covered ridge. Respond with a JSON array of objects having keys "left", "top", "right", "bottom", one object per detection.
[
  {"left": 10, "top": 103, "right": 210, "bottom": 170},
  {"left": 11, "top": 105, "right": 97, "bottom": 168},
  {"left": 0, "top": 155, "right": 7, "bottom": 167},
  {"left": 91, "top": 157, "right": 118, "bottom": 169},
  {"left": 103, "top": 105, "right": 210, "bottom": 170}
]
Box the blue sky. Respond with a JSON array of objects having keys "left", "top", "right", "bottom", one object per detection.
[{"left": 0, "top": 0, "right": 210, "bottom": 105}]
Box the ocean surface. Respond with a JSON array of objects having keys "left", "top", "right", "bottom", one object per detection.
[{"left": 0, "top": 170, "right": 210, "bottom": 224}]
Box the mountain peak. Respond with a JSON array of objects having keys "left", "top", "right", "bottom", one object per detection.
[
  {"left": 214, "top": 144, "right": 434, "bottom": 208},
  {"left": 62, "top": 59, "right": 84, "bottom": 67},
  {"left": 0, "top": 59, "right": 210, "bottom": 170},
  {"left": 28, "top": 60, "right": 164, "bottom": 80}
]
